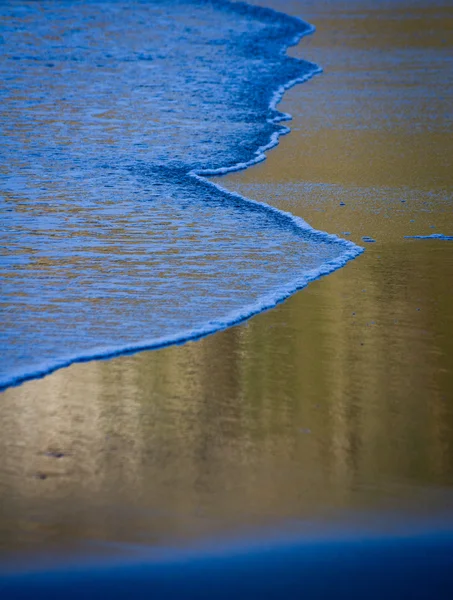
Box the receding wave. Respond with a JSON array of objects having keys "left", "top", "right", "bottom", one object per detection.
[{"left": 0, "top": 0, "right": 363, "bottom": 391}]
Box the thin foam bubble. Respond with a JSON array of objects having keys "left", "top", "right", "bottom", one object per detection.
[{"left": 404, "top": 234, "right": 453, "bottom": 240}]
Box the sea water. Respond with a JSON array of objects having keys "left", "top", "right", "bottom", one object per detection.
[{"left": 0, "top": 0, "right": 362, "bottom": 390}]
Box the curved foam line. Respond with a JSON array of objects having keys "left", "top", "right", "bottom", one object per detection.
[{"left": 0, "top": 1, "right": 364, "bottom": 393}]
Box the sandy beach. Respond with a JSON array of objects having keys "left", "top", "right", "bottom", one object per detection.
[{"left": 1, "top": 0, "right": 452, "bottom": 558}]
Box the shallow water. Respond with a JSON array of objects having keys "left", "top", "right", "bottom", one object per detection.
[{"left": 0, "top": 0, "right": 361, "bottom": 389}]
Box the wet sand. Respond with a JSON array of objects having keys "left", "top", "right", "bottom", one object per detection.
[{"left": 1, "top": 0, "right": 453, "bottom": 558}]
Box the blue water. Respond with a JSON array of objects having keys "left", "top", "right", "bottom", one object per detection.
[
  {"left": 2, "top": 527, "right": 453, "bottom": 599},
  {"left": 0, "top": 0, "right": 362, "bottom": 390}
]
